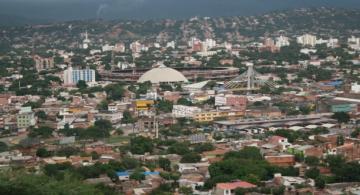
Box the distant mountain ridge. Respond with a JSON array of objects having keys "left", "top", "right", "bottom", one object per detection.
[{"left": 0, "top": 0, "right": 360, "bottom": 26}]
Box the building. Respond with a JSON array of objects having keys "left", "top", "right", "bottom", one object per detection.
[
  {"left": 276, "top": 35, "right": 290, "bottom": 48},
  {"left": 95, "top": 111, "right": 123, "bottom": 124},
  {"left": 215, "top": 181, "right": 256, "bottom": 195},
  {"left": 102, "top": 44, "right": 115, "bottom": 52},
  {"left": 215, "top": 94, "right": 247, "bottom": 110},
  {"left": 137, "top": 65, "right": 188, "bottom": 84},
  {"left": 114, "top": 43, "right": 126, "bottom": 53},
  {"left": 297, "top": 34, "right": 317, "bottom": 47},
  {"left": 172, "top": 105, "right": 202, "bottom": 118},
  {"left": 351, "top": 83, "right": 360, "bottom": 93},
  {"left": 116, "top": 171, "right": 130, "bottom": 181},
  {"left": 17, "top": 107, "right": 36, "bottom": 129},
  {"left": 134, "top": 100, "right": 155, "bottom": 116},
  {"left": 63, "top": 66, "right": 96, "bottom": 85},
  {"left": 33, "top": 55, "right": 54, "bottom": 72},
  {"left": 193, "top": 110, "right": 245, "bottom": 122},
  {"left": 265, "top": 155, "right": 295, "bottom": 167}
]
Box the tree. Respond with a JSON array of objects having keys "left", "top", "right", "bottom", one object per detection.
[
  {"left": 35, "top": 110, "right": 47, "bottom": 120},
  {"left": 0, "top": 170, "right": 116, "bottom": 195},
  {"left": 194, "top": 143, "right": 215, "bottom": 153},
  {"left": 336, "top": 135, "right": 345, "bottom": 146},
  {"left": 97, "top": 100, "right": 108, "bottom": 110},
  {"left": 121, "top": 111, "right": 135, "bottom": 124},
  {"left": 0, "top": 142, "right": 8, "bottom": 152},
  {"left": 36, "top": 148, "right": 52, "bottom": 158},
  {"left": 224, "top": 147, "right": 263, "bottom": 160},
  {"left": 332, "top": 112, "right": 350, "bottom": 123},
  {"left": 105, "top": 84, "right": 125, "bottom": 101},
  {"left": 158, "top": 157, "right": 171, "bottom": 171},
  {"left": 130, "top": 170, "right": 145, "bottom": 181},
  {"left": 179, "top": 186, "right": 193, "bottom": 195},
  {"left": 76, "top": 80, "right": 88, "bottom": 90},
  {"left": 177, "top": 97, "right": 192, "bottom": 106},
  {"left": 29, "top": 126, "right": 54, "bottom": 138},
  {"left": 305, "top": 167, "right": 320, "bottom": 179},
  {"left": 130, "top": 136, "right": 154, "bottom": 155},
  {"left": 351, "top": 128, "right": 360, "bottom": 138},
  {"left": 315, "top": 176, "right": 326, "bottom": 189},
  {"left": 180, "top": 152, "right": 202, "bottom": 163},
  {"left": 91, "top": 151, "right": 100, "bottom": 160},
  {"left": 107, "top": 170, "right": 119, "bottom": 182},
  {"left": 122, "top": 157, "right": 140, "bottom": 169},
  {"left": 57, "top": 147, "right": 80, "bottom": 157},
  {"left": 167, "top": 142, "right": 190, "bottom": 155},
  {"left": 94, "top": 119, "right": 112, "bottom": 131},
  {"left": 157, "top": 100, "right": 173, "bottom": 113},
  {"left": 305, "top": 156, "right": 319, "bottom": 167}
]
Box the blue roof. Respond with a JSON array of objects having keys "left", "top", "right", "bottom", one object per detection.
[
  {"left": 321, "top": 80, "right": 342, "bottom": 87},
  {"left": 143, "top": 171, "right": 159, "bottom": 176},
  {"left": 116, "top": 171, "right": 129, "bottom": 176}
]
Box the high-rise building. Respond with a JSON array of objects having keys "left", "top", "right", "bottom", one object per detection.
[
  {"left": 297, "top": 34, "right": 317, "bottom": 47},
  {"left": 63, "top": 66, "right": 96, "bottom": 85},
  {"left": 130, "top": 41, "right": 143, "bottom": 53},
  {"left": 33, "top": 55, "right": 54, "bottom": 72},
  {"left": 17, "top": 107, "right": 36, "bottom": 129},
  {"left": 276, "top": 36, "right": 290, "bottom": 48}
]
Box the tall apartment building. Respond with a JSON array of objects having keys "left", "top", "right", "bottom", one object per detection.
[
  {"left": 17, "top": 107, "right": 36, "bottom": 129},
  {"left": 63, "top": 66, "right": 96, "bottom": 85},
  {"left": 297, "top": 34, "right": 317, "bottom": 47},
  {"left": 33, "top": 55, "right": 54, "bottom": 72},
  {"left": 276, "top": 36, "right": 290, "bottom": 48}
]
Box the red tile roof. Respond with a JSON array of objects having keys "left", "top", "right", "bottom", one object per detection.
[{"left": 216, "top": 181, "right": 256, "bottom": 190}]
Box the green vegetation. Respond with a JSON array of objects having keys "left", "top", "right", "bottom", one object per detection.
[
  {"left": 0, "top": 171, "right": 118, "bottom": 195},
  {"left": 332, "top": 112, "right": 350, "bottom": 123},
  {"left": 206, "top": 147, "right": 299, "bottom": 188},
  {"left": 130, "top": 136, "right": 154, "bottom": 154}
]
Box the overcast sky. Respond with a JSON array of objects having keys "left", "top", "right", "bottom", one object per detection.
[{"left": 0, "top": 0, "right": 360, "bottom": 21}]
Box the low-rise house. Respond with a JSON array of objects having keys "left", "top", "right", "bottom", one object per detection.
[
  {"left": 268, "top": 136, "right": 291, "bottom": 151},
  {"left": 214, "top": 181, "right": 257, "bottom": 195},
  {"left": 265, "top": 154, "right": 295, "bottom": 167},
  {"left": 273, "top": 173, "right": 314, "bottom": 190},
  {"left": 116, "top": 171, "right": 130, "bottom": 181}
]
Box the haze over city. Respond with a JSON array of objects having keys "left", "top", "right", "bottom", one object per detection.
[{"left": 1, "top": 0, "right": 360, "bottom": 22}]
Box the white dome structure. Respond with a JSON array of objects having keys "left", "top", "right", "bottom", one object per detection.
[{"left": 137, "top": 65, "right": 188, "bottom": 84}]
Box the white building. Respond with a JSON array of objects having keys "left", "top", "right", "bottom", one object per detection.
[
  {"left": 348, "top": 36, "right": 360, "bottom": 45},
  {"left": 102, "top": 44, "right": 115, "bottom": 52},
  {"left": 95, "top": 111, "right": 123, "bottom": 124},
  {"left": 351, "top": 83, "right": 360, "bottom": 93},
  {"left": 166, "top": 41, "right": 176, "bottom": 49},
  {"left": 204, "top": 38, "right": 217, "bottom": 49},
  {"left": 297, "top": 34, "right": 317, "bottom": 47},
  {"left": 172, "top": 105, "right": 201, "bottom": 118},
  {"left": 275, "top": 36, "right": 290, "bottom": 48},
  {"left": 300, "top": 48, "right": 317, "bottom": 55},
  {"left": 130, "top": 41, "right": 142, "bottom": 53},
  {"left": 16, "top": 107, "right": 36, "bottom": 129},
  {"left": 327, "top": 38, "right": 339, "bottom": 48},
  {"left": 63, "top": 66, "right": 96, "bottom": 85},
  {"left": 348, "top": 36, "right": 360, "bottom": 50}
]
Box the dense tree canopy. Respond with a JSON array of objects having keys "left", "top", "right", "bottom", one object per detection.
[{"left": 130, "top": 136, "right": 154, "bottom": 155}]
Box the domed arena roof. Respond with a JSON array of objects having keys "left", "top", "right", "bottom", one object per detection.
[{"left": 137, "top": 65, "right": 188, "bottom": 84}]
